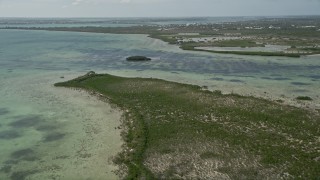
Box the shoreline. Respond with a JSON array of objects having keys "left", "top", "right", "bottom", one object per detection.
[
  {"left": 51, "top": 87, "right": 123, "bottom": 179},
  {"left": 0, "top": 72, "right": 124, "bottom": 179},
  {"left": 45, "top": 73, "right": 124, "bottom": 179}
]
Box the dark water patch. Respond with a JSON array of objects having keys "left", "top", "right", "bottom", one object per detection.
[
  {"left": 171, "top": 71, "right": 179, "bottom": 74},
  {"left": 261, "top": 77, "right": 273, "bottom": 80},
  {"left": 0, "top": 130, "right": 22, "bottom": 140},
  {"left": 309, "top": 75, "right": 320, "bottom": 79},
  {"left": 4, "top": 160, "right": 19, "bottom": 165},
  {"left": 306, "top": 65, "right": 320, "bottom": 70},
  {"left": 273, "top": 77, "right": 291, "bottom": 81},
  {"left": 270, "top": 74, "right": 282, "bottom": 77},
  {"left": 136, "top": 69, "right": 144, "bottom": 72},
  {"left": 43, "top": 132, "right": 65, "bottom": 142},
  {"left": 238, "top": 75, "right": 255, "bottom": 78},
  {"left": 35, "top": 125, "right": 57, "bottom": 132},
  {"left": 210, "top": 78, "right": 224, "bottom": 81},
  {"left": 0, "top": 108, "right": 9, "bottom": 115},
  {"left": 80, "top": 50, "right": 284, "bottom": 75},
  {"left": 291, "top": 82, "right": 311, "bottom": 86},
  {"left": 9, "top": 115, "right": 42, "bottom": 128},
  {"left": 262, "top": 77, "right": 291, "bottom": 81},
  {"left": 230, "top": 79, "right": 245, "bottom": 83},
  {"left": 297, "top": 74, "right": 306, "bottom": 77},
  {"left": 10, "top": 148, "right": 37, "bottom": 161},
  {"left": 10, "top": 170, "right": 40, "bottom": 180},
  {"left": 0, "top": 165, "right": 12, "bottom": 173}
]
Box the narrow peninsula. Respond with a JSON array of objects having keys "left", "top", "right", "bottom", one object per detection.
[{"left": 55, "top": 72, "right": 320, "bottom": 179}]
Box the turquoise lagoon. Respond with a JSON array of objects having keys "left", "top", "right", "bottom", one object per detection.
[{"left": 0, "top": 29, "right": 319, "bottom": 179}]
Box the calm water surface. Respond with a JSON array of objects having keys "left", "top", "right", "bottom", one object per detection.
[{"left": 0, "top": 29, "right": 319, "bottom": 179}]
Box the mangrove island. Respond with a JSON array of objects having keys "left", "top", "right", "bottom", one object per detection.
[
  {"left": 126, "top": 56, "right": 152, "bottom": 61},
  {"left": 55, "top": 72, "right": 320, "bottom": 179}
]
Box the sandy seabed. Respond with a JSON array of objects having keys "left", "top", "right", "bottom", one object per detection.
[{"left": 0, "top": 72, "right": 123, "bottom": 180}]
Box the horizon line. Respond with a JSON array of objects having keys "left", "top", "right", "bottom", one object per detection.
[{"left": 1, "top": 14, "right": 320, "bottom": 19}]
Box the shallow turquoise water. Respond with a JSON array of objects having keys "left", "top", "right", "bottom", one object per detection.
[{"left": 0, "top": 29, "right": 319, "bottom": 179}]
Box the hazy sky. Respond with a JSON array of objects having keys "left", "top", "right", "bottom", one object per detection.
[{"left": 0, "top": 0, "right": 319, "bottom": 17}]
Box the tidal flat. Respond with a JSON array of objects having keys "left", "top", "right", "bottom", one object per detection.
[
  {"left": 55, "top": 72, "right": 320, "bottom": 179},
  {"left": 0, "top": 72, "right": 123, "bottom": 179}
]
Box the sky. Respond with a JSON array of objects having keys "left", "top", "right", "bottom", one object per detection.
[{"left": 0, "top": 0, "right": 319, "bottom": 17}]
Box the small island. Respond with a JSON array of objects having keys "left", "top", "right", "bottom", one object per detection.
[{"left": 126, "top": 56, "right": 151, "bottom": 61}]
